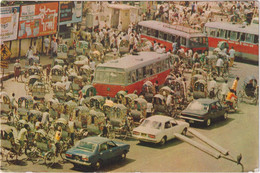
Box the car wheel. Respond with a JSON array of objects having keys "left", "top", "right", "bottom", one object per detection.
[
  {"left": 181, "top": 128, "right": 188, "bottom": 136},
  {"left": 223, "top": 112, "right": 228, "bottom": 120},
  {"left": 205, "top": 119, "right": 211, "bottom": 127},
  {"left": 159, "top": 136, "right": 166, "bottom": 146},
  {"left": 92, "top": 159, "right": 102, "bottom": 170}
]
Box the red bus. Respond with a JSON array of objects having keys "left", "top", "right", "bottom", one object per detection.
[
  {"left": 92, "top": 52, "right": 172, "bottom": 97},
  {"left": 138, "top": 20, "right": 208, "bottom": 53},
  {"left": 205, "top": 22, "right": 259, "bottom": 62}
]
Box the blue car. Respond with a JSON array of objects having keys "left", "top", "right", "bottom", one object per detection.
[{"left": 65, "top": 136, "right": 130, "bottom": 170}]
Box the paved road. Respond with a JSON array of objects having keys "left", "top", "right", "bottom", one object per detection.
[{"left": 1, "top": 61, "right": 258, "bottom": 172}]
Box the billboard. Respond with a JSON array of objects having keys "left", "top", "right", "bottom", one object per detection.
[
  {"left": 0, "top": 6, "right": 20, "bottom": 41},
  {"left": 18, "top": 2, "right": 58, "bottom": 39},
  {"left": 59, "top": 1, "right": 82, "bottom": 25}
]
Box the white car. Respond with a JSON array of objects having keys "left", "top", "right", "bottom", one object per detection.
[{"left": 133, "top": 115, "right": 189, "bottom": 145}]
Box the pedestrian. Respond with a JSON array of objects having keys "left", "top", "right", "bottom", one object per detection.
[
  {"left": 32, "top": 42, "right": 37, "bottom": 55},
  {"left": 146, "top": 102, "right": 153, "bottom": 118},
  {"left": 46, "top": 65, "right": 51, "bottom": 82},
  {"left": 118, "top": 21, "right": 122, "bottom": 31},
  {"left": 129, "top": 34, "right": 135, "bottom": 51},
  {"left": 14, "top": 59, "right": 21, "bottom": 82},
  {"left": 44, "top": 36, "right": 50, "bottom": 55},
  {"left": 154, "top": 80, "right": 159, "bottom": 93},
  {"left": 17, "top": 124, "right": 29, "bottom": 154},
  {"left": 53, "top": 39, "right": 58, "bottom": 58},
  {"left": 68, "top": 116, "right": 76, "bottom": 145},
  {"left": 216, "top": 56, "right": 224, "bottom": 77},
  {"left": 229, "top": 47, "right": 235, "bottom": 67},
  {"left": 221, "top": 80, "right": 229, "bottom": 101},
  {"left": 41, "top": 112, "right": 50, "bottom": 128},
  {"left": 208, "top": 77, "right": 217, "bottom": 97},
  {"left": 10, "top": 93, "right": 17, "bottom": 115},
  {"left": 54, "top": 126, "right": 62, "bottom": 156},
  {"left": 226, "top": 89, "right": 238, "bottom": 109},
  {"left": 231, "top": 77, "right": 239, "bottom": 95},
  {"left": 50, "top": 38, "right": 55, "bottom": 58},
  {"left": 26, "top": 46, "right": 33, "bottom": 60}
]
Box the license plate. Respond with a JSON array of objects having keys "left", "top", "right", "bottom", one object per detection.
[
  {"left": 141, "top": 133, "right": 146, "bottom": 137},
  {"left": 189, "top": 120, "right": 194, "bottom": 123}
]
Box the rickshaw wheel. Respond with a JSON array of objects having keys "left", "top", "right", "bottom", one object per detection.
[
  {"left": 45, "top": 152, "right": 55, "bottom": 167},
  {"left": 237, "top": 91, "right": 243, "bottom": 103},
  {"left": 60, "top": 145, "right": 67, "bottom": 160}
]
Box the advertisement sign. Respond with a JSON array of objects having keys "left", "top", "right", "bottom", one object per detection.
[
  {"left": 0, "top": 6, "right": 20, "bottom": 41},
  {"left": 59, "top": 1, "right": 82, "bottom": 25},
  {"left": 18, "top": 2, "right": 58, "bottom": 39}
]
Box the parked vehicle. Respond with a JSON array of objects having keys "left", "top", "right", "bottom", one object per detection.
[
  {"left": 238, "top": 75, "right": 258, "bottom": 105},
  {"left": 57, "top": 44, "right": 68, "bottom": 60},
  {"left": 51, "top": 65, "right": 64, "bottom": 83},
  {"left": 123, "top": 93, "right": 138, "bottom": 110},
  {"left": 65, "top": 137, "right": 130, "bottom": 170},
  {"left": 133, "top": 115, "right": 189, "bottom": 145},
  {"left": 0, "top": 92, "right": 11, "bottom": 116},
  {"left": 31, "top": 81, "right": 49, "bottom": 99},
  {"left": 193, "top": 79, "right": 208, "bottom": 99},
  {"left": 18, "top": 96, "right": 34, "bottom": 119},
  {"left": 115, "top": 91, "right": 127, "bottom": 104},
  {"left": 179, "top": 99, "right": 229, "bottom": 127}
]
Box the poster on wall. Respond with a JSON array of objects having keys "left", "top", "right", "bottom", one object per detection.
[
  {"left": 0, "top": 6, "right": 20, "bottom": 42},
  {"left": 59, "top": 1, "right": 82, "bottom": 25},
  {"left": 18, "top": 2, "right": 58, "bottom": 39}
]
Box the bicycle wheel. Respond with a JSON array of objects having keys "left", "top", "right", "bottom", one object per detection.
[{"left": 45, "top": 152, "right": 55, "bottom": 167}]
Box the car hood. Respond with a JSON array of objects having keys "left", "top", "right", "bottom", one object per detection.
[
  {"left": 133, "top": 126, "right": 160, "bottom": 135},
  {"left": 175, "top": 120, "right": 190, "bottom": 127},
  {"left": 181, "top": 110, "right": 207, "bottom": 116},
  {"left": 113, "top": 141, "right": 130, "bottom": 148},
  {"left": 66, "top": 147, "right": 94, "bottom": 157}
]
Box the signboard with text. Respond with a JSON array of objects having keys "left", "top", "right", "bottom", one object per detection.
[
  {"left": 0, "top": 6, "right": 20, "bottom": 41},
  {"left": 59, "top": 1, "right": 82, "bottom": 25},
  {"left": 18, "top": 2, "right": 58, "bottom": 39}
]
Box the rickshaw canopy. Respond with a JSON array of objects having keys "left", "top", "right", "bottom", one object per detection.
[
  {"left": 153, "top": 94, "right": 165, "bottom": 101},
  {"left": 243, "top": 76, "right": 257, "bottom": 86},
  {"left": 52, "top": 65, "right": 63, "bottom": 71},
  {"left": 82, "top": 85, "right": 96, "bottom": 97},
  {"left": 55, "top": 118, "right": 68, "bottom": 125},
  {"left": 143, "top": 81, "right": 153, "bottom": 87},
  {"left": 35, "top": 129, "right": 47, "bottom": 137},
  {"left": 159, "top": 86, "right": 172, "bottom": 95}
]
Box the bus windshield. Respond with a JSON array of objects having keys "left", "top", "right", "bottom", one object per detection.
[
  {"left": 189, "top": 37, "right": 208, "bottom": 47},
  {"left": 94, "top": 71, "right": 125, "bottom": 85}
]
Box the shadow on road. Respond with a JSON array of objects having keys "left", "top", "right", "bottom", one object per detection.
[
  {"left": 6, "top": 159, "right": 27, "bottom": 166},
  {"left": 188, "top": 117, "right": 235, "bottom": 130},
  {"left": 71, "top": 157, "right": 135, "bottom": 172}
]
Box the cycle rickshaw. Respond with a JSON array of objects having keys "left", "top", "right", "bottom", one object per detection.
[
  {"left": 141, "top": 81, "right": 154, "bottom": 102},
  {"left": 89, "top": 96, "right": 105, "bottom": 111},
  {"left": 25, "top": 75, "right": 41, "bottom": 94},
  {"left": 86, "top": 110, "right": 106, "bottom": 135},
  {"left": 130, "top": 98, "right": 147, "bottom": 126},
  {"left": 53, "top": 82, "right": 67, "bottom": 101},
  {"left": 193, "top": 79, "right": 208, "bottom": 99},
  {"left": 123, "top": 93, "right": 138, "bottom": 110},
  {"left": 238, "top": 76, "right": 258, "bottom": 105},
  {"left": 115, "top": 91, "right": 127, "bottom": 104},
  {"left": 79, "top": 65, "right": 92, "bottom": 83},
  {"left": 57, "top": 44, "right": 68, "bottom": 60},
  {"left": 51, "top": 65, "right": 64, "bottom": 83},
  {"left": 17, "top": 96, "right": 34, "bottom": 120},
  {"left": 31, "top": 81, "right": 49, "bottom": 100},
  {"left": 76, "top": 41, "right": 89, "bottom": 55},
  {"left": 152, "top": 94, "right": 167, "bottom": 115},
  {"left": 0, "top": 92, "right": 11, "bottom": 116}
]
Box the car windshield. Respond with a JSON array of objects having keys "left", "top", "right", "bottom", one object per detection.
[
  {"left": 141, "top": 119, "right": 162, "bottom": 129},
  {"left": 187, "top": 101, "right": 209, "bottom": 112},
  {"left": 76, "top": 141, "right": 97, "bottom": 152}
]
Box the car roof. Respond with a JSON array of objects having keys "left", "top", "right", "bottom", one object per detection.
[
  {"left": 81, "top": 137, "right": 110, "bottom": 144},
  {"left": 194, "top": 98, "right": 218, "bottom": 104},
  {"left": 146, "top": 115, "right": 174, "bottom": 123}
]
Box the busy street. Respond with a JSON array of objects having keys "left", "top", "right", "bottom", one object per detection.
[{"left": 0, "top": 1, "right": 259, "bottom": 172}]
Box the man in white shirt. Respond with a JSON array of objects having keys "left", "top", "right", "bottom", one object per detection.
[
  {"left": 216, "top": 57, "right": 224, "bottom": 77},
  {"left": 229, "top": 47, "right": 235, "bottom": 66},
  {"left": 89, "top": 59, "right": 96, "bottom": 71},
  {"left": 44, "top": 37, "right": 50, "bottom": 55}
]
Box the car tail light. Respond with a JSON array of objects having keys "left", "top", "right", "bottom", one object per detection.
[
  {"left": 148, "top": 134, "right": 155, "bottom": 138},
  {"left": 133, "top": 131, "right": 140, "bottom": 135},
  {"left": 82, "top": 157, "right": 88, "bottom": 161},
  {"left": 65, "top": 154, "right": 72, "bottom": 158}
]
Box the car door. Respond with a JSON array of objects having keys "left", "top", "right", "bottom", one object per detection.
[
  {"left": 170, "top": 120, "right": 182, "bottom": 137},
  {"left": 99, "top": 142, "right": 114, "bottom": 161},
  {"left": 216, "top": 101, "right": 224, "bottom": 117},
  {"left": 164, "top": 121, "right": 174, "bottom": 140},
  {"left": 107, "top": 140, "right": 120, "bottom": 158}
]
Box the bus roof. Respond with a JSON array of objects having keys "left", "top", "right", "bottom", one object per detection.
[
  {"left": 138, "top": 20, "right": 206, "bottom": 38},
  {"left": 205, "top": 22, "right": 258, "bottom": 35},
  {"left": 96, "top": 52, "right": 169, "bottom": 72}
]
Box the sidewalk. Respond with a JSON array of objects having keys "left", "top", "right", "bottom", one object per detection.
[{"left": 0, "top": 55, "right": 52, "bottom": 81}]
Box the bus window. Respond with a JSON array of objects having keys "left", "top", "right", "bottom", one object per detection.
[
  {"left": 180, "top": 37, "right": 186, "bottom": 46},
  {"left": 236, "top": 32, "right": 240, "bottom": 40},
  {"left": 109, "top": 72, "right": 124, "bottom": 84},
  {"left": 131, "top": 71, "right": 136, "bottom": 83},
  {"left": 209, "top": 28, "right": 217, "bottom": 37},
  {"left": 254, "top": 35, "right": 259, "bottom": 44},
  {"left": 163, "top": 33, "right": 167, "bottom": 40},
  {"left": 159, "top": 31, "right": 164, "bottom": 39},
  {"left": 151, "top": 29, "right": 156, "bottom": 37},
  {"left": 137, "top": 68, "right": 143, "bottom": 81},
  {"left": 172, "top": 35, "right": 176, "bottom": 42},
  {"left": 245, "top": 34, "right": 253, "bottom": 43},
  {"left": 147, "top": 28, "right": 152, "bottom": 36},
  {"left": 152, "top": 63, "right": 156, "bottom": 74},
  {"left": 156, "top": 61, "right": 161, "bottom": 73},
  {"left": 128, "top": 72, "right": 131, "bottom": 83},
  {"left": 142, "top": 27, "right": 147, "bottom": 35},
  {"left": 230, "top": 31, "right": 237, "bottom": 40},
  {"left": 225, "top": 30, "right": 230, "bottom": 39},
  {"left": 143, "top": 66, "right": 146, "bottom": 78},
  {"left": 155, "top": 30, "right": 159, "bottom": 37},
  {"left": 240, "top": 33, "right": 246, "bottom": 41},
  {"left": 219, "top": 29, "right": 225, "bottom": 38}
]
